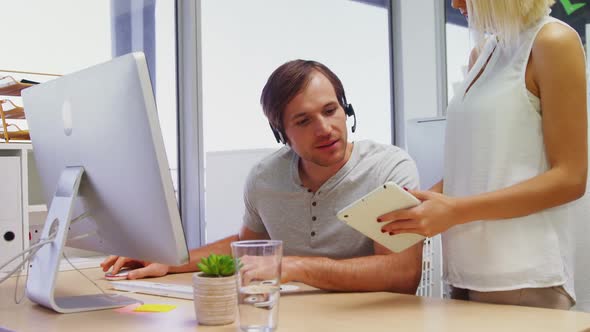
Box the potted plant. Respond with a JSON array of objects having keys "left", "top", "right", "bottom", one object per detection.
[{"left": 192, "top": 253, "right": 238, "bottom": 326}]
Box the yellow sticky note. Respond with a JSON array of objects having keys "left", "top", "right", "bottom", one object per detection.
[{"left": 133, "top": 304, "right": 177, "bottom": 312}]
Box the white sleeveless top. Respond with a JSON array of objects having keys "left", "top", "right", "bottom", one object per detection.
[{"left": 442, "top": 16, "right": 580, "bottom": 300}]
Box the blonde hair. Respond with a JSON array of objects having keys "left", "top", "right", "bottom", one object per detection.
[{"left": 467, "top": 0, "right": 555, "bottom": 48}]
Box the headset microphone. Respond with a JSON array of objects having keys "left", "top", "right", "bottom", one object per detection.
[{"left": 344, "top": 102, "right": 357, "bottom": 133}]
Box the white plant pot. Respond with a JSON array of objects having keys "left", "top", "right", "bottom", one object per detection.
[{"left": 193, "top": 272, "right": 237, "bottom": 326}]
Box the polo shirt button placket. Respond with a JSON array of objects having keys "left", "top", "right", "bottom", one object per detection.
[
  {"left": 309, "top": 187, "right": 315, "bottom": 241},
  {"left": 311, "top": 195, "right": 317, "bottom": 240}
]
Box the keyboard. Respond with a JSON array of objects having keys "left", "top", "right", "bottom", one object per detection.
[
  {"left": 110, "top": 280, "right": 302, "bottom": 300},
  {"left": 109, "top": 280, "right": 193, "bottom": 300}
]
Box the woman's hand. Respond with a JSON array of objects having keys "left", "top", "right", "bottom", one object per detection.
[{"left": 377, "top": 190, "right": 466, "bottom": 237}]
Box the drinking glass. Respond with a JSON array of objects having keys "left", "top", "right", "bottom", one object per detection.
[{"left": 231, "top": 240, "right": 283, "bottom": 332}]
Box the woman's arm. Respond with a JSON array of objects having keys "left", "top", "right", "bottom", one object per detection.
[
  {"left": 429, "top": 180, "right": 443, "bottom": 194},
  {"left": 379, "top": 23, "right": 587, "bottom": 237},
  {"left": 456, "top": 23, "right": 587, "bottom": 221}
]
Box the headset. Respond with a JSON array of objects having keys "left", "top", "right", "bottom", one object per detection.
[{"left": 269, "top": 95, "right": 357, "bottom": 144}]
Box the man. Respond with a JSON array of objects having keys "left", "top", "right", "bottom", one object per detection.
[{"left": 102, "top": 60, "right": 423, "bottom": 293}]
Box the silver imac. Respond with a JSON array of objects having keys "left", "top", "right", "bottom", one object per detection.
[{"left": 21, "top": 52, "right": 189, "bottom": 313}]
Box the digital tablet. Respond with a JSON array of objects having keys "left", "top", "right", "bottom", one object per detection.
[{"left": 336, "top": 182, "right": 425, "bottom": 253}]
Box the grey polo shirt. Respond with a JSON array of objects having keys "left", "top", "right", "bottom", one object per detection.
[{"left": 243, "top": 140, "right": 419, "bottom": 258}]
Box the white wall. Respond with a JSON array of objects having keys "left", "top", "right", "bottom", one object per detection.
[
  {"left": 1, "top": 1, "right": 111, "bottom": 130},
  {"left": 3, "top": 1, "right": 178, "bottom": 173},
  {"left": 201, "top": 0, "right": 392, "bottom": 152},
  {"left": 205, "top": 149, "right": 276, "bottom": 243},
  {"left": 2, "top": 1, "right": 111, "bottom": 75},
  {"left": 4, "top": 1, "right": 179, "bottom": 257}
]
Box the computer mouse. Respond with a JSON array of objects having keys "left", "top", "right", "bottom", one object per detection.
[{"left": 105, "top": 268, "right": 133, "bottom": 281}]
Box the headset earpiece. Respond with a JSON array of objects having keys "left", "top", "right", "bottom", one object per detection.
[
  {"left": 269, "top": 123, "right": 286, "bottom": 144},
  {"left": 344, "top": 103, "right": 354, "bottom": 117}
]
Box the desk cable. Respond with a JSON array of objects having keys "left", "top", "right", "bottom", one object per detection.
[
  {"left": 61, "top": 251, "right": 109, "bottom": 297},
  {"left": 10, "top": 232, "right": 105, "bottom": 304},
  {"left": 0, "top": 235, "right": 57, "bottom": 284},
  {"left": 2, "top": 234, "right": 57, "bottom": 303},
  {"left": 12, "top": 212, "right": 90, "bottom": 303},
  {"left": 0, "top": 212, "right": 110, "bottom": 303}
]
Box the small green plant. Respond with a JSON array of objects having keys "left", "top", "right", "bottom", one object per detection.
[{"left": 197, "top": 253, "right": 236, "bottom": 277}]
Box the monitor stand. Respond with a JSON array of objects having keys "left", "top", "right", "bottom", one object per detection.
[{"left": 26, "top": 166, "right": 141, "bottom": 313}]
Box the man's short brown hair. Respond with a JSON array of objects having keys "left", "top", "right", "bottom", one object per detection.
[{"left": 260, "top": 60, "right": 347, "bottom": 140}]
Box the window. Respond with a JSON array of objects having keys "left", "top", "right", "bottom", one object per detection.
[
  {"left": 4, "top": 0, "right": 178, "bottom": 257},
  {"left": 198, "top": 0, "right": 394, "bottom": 243}
]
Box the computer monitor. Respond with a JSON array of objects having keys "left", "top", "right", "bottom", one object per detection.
[{"left": 21, "top": 52, "right": 189, "bottom": 313}]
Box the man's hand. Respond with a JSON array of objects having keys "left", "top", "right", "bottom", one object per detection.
[
  {"left": 100, "top": 256, "right": 170, "bottom": 280},
  {"left": 239, "top": 255, "right": 283, "bottom": 284}
]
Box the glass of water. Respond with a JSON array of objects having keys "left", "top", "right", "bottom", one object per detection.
[{"left": 231, "top": 240, "right": 283, "bottom": 332}]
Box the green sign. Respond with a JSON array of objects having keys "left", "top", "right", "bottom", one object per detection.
[{"left": 560, "top": 0, "right": 586, "bottom": 15}]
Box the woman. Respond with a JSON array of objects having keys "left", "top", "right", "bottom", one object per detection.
[{"left": 380, "top": 0, "right": 587, "bottom": 309}]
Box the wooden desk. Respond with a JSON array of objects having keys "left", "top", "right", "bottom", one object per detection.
[{"left": 2, "top": 268, "right": 590, "bottom": 331}]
